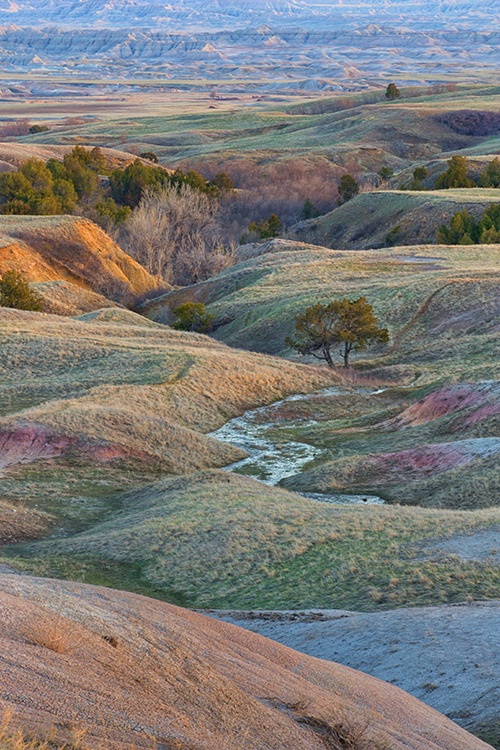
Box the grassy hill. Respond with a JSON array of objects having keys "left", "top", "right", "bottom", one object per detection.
[
  {"left": 142, "top": 242, "right": 500, "bottom": 379},
  {"left": 13, "top": 469, "right": 499, "bottom": 612},
  {"left": 0, "top": 574, "right": 490, "bottom": 750},
  {"left": 287, "top": 189, "right": 500, "bottom": 250},
  {"left": 0, "top": 307, "right": 333, "bottom": 530},
  {"left": 140, "top": 241, "right": 499, "bottom": 515},
  {"left": 0, "top": 215, "right": 160, "bottom": 308}
]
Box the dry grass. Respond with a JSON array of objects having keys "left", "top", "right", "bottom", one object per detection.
[
  {"left": 19, "top": 614, "right": 78, "bottom": 655},
  {"left": 0, "top": 501, "right": 53, "bottom": 544},
  {"left": 15, "top": 470, "right": 499, "bottom": 611},
  {"left": 286, "top": 189, "right": 500, "bottom": 250},
  {"left": 0, "top": 707, "right": 89, "bottom": 750},
  {"left": 143, "top": 241, "right": 500, "bottom": 381},
  {"left": 0, "top": 215, "right": 159, "bottom": 302}
]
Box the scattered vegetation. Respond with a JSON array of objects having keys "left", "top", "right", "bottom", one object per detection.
[
  {"left": 435, "top": 155, "right": 476, "bottom": 190},
  {"left": 246, "top": 213, "right": 283, "bottom": 241},
  {"left": 172, "top": 302, "right": 214, "bottom": 333},
  {"left": 0, "top": 270, "right": 43, "bottom": 311},
  {"left": 385, "top": 83, "right": 401, "bottom": 101},
  {"left": 338, "top": 174, "right": 359, "bottom": 205},
  {"left": 286, "top": 297, "right": 388, "bottom": 368}
]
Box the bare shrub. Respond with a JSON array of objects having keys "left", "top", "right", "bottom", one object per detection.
[
  {"left": 0, "top": 119, "right": 31, "bottom": 138},
  {"left": 121, "top": 185, "right": 234, "bottom": 285},
  {"left": 178, "top": 156, "right": 351, "bottom": 239}
]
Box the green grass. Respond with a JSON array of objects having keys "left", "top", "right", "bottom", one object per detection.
[
  {"left": 145, "top": 243, "right": 500, "bottom": 375},
  {"left": 287, "top": 189, "right": 500, "bottom": 250},
  {"left": 5, "top": 470, "right": 499, "bottom": 611},
  {"left": 23, "top": 84, "right": 500, "bottom": 168}
]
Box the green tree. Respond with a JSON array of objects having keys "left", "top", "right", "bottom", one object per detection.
[
  {"left": 140, "top": 151, "right": 159, "bottom": 163},
  {"left": 435, "top": 156, "right": 475, "bottom": 189},
  {"left": 478, "top": 157, "right": 500, "bottom": 188},
  {"left": 19, "top": 159, "right": 53, "bottom": 192},
  {"left": 286, "top": 297, "right": 388, "bottom": 368},
  {"left": 303, "top": 198, "right": 319, "bottom": 219},
  {"left": 436, "top": 209, "right": 480, "bottom": 244},
  {"left": 0, "top": 270, "right": 43, "bottom": 311},
  {"left": 385, "top": 83, "right": 401, "bottom": 101},
  {"left": 338, "top": 174, "right": 359, "bottom": 204},
  {"left": 378, "top": 166, "right": 393, "bottom": 181},
  {"left": 210, "top": 172, "right": 234, "bottom": 193},
  {"left": 171, "top": 302, "right": 214, "bottom": 333},
  {"left": 29, "top": 124, "right": 49, "bottom": 134},
  {"left": 248, "top": 213, "right": 282, "bottom": 239}
]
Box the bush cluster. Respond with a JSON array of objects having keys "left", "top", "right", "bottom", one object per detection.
[
  {"left": 0, "top": 146, "right": 234, "bottom": 219},
  {"left": 437, "top": 203, "right": 500, "bottom": 244}
]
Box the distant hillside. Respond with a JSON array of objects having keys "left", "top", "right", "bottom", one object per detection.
[
  {"left": 287, "top": 189, "right": 500, "bottom": 250},
  {"left": 0, "top": 142, "right": 151, "bottom": 170},
  {"left": 0, "top": 215, "right": 160, "bottom": 306},
  {"left": 0, "top": 574, "right": 491, "bottom": 750}
]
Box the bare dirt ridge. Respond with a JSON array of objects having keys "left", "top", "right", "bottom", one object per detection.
[
  {"left": 0, "top": 574, "right": 493, "bottom": 750},
  {"left": 214, "top": 600, "right": 500, "bottom": 742},
  {"left": 0, "top": 215, "right": 160, "bottom": 307}
]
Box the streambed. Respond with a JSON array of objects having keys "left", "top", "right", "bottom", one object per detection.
[{"left": 210, "top": 387, "right": 383, "bottom": 505}]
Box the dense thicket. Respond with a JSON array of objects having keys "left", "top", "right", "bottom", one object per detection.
[{"left": 437, "top": 203, "right": 500, "bottom": 244}]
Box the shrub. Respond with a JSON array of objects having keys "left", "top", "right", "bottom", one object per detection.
[
  {"left": 338, "top": 174, "right": 359, "bottom": 204},
  {"left": 435, "top": 156, "right": 475, "bottom": 189},
  {"left": 0, "top": 270, "right": 43, "bottom": 311},
  {"left": 385, "top": 83, "right": 401, "bottom": 101},
  {"left": 172, "top": 302, "right": 214, "bottom": 333}
]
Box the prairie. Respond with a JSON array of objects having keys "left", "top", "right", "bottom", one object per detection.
[{"left": 13, "top": 470, "right": 499, "bottom": 612}]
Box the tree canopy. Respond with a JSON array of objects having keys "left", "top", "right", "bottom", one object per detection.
[
  {"left": 385, "top": 83, "right": 401, "bottom": 101},
  {"left": 434, "top": 155, "right": 475, "bottom": 189},
  {"left": 338, "top": 174, "right": 359, "bottom": 204},
  {"left": 171, "top": 302, "right": 214, "bottom": 333},
  {"left": 286, "top": 297, "right": 388, "bottom": 368},
  {"left": 437, "top": 203, "right": 500, "bottom": 244},
  {"left": 0, "top": 270, "right": 43, "bottom": 311}
]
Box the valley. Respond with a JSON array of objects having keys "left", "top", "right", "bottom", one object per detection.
[{"left": 0, "top": 13, "right": 498, "bottom": 747}]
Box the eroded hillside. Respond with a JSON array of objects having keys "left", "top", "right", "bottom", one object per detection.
[{"left": 0, "top": 574, "right": 493, "bottom": 750}]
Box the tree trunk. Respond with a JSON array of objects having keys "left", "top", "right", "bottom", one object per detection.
[
  {"left": 342, "top": 343, "right": 350, "bottom": 368},
  {"left": 323, "top": 345, "right": 334, "bottom": 368}
]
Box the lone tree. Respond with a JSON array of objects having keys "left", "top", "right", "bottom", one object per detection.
[
  {"left": 338, "top": 174, "right": 359, "bottom": 204},
  {"left": 385, "top": 83, "right": 401, "bottom": 101},
  {"left": 286, "top": 297, "right": 388, "bottom": 368},
  {"left": 0, "top": 270, "right": 42, "bottom": 311}
]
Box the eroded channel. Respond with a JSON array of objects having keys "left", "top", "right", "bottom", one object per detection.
[{"left": 210, "top": 387, "right": 383, "bottom": 505}]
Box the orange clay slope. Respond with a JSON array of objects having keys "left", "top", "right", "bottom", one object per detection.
[
  {"left": 0, "top": 573, "right": 493, "bottom": 750},
  {"left": 0, "top": 215, "right": 161, "bottom": 303}
]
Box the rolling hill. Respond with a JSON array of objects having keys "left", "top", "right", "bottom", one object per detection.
[
  {"left": 287, "top": 189, "right": 500, "bottom": 250},
  {"left": 0, "top": 215, "right": 160, "bottom": 307},
  {"left": 0, "top": 573, "right": 494, "bottom": 750}
]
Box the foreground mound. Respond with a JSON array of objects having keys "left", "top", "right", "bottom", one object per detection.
[
  {"left": 287, "top": 189, "right": 500, "bottom": 250},
  {"left": 219, "top": 602, "right": 500, "bottom": 746},
  {"left": 0, "top": 214, "right": 159, "bottom": 305},
  {"left": 0, "top": 574, "right": 492, "bottom": 750}
]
